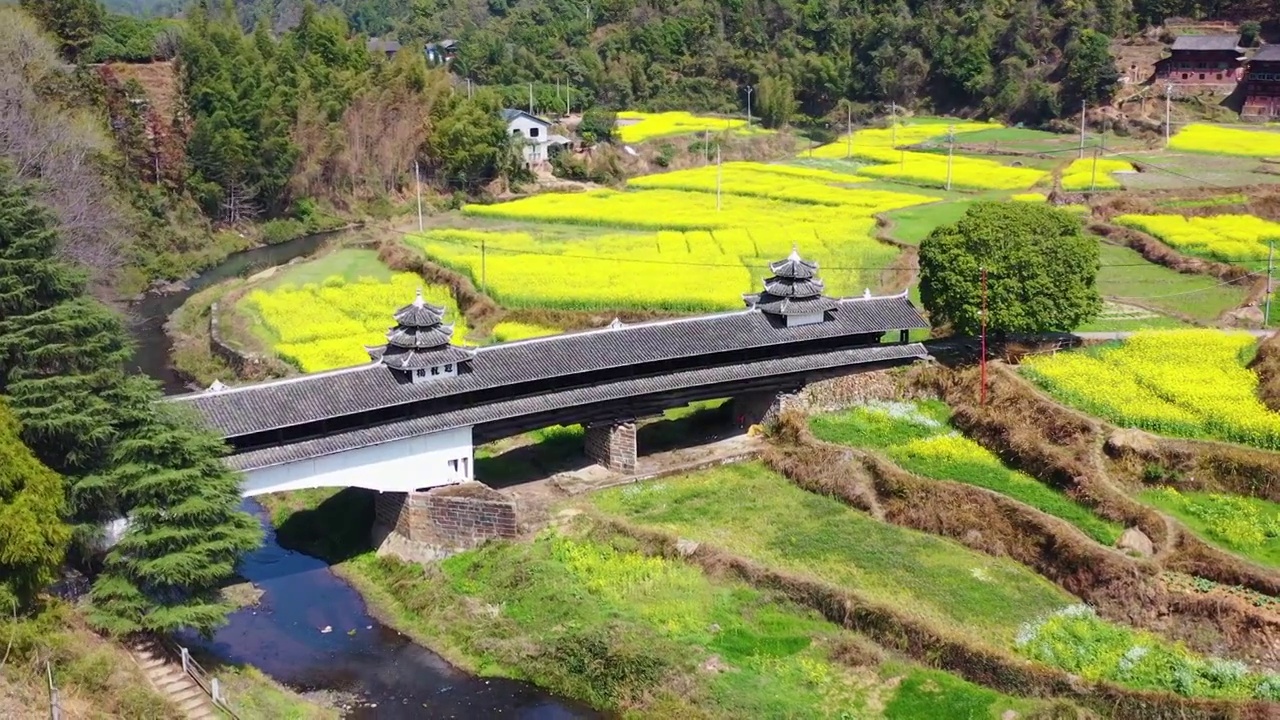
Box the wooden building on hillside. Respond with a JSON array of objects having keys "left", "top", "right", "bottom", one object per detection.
[
  {"left": 1243, "top": 45, "right": 1280, "bottom": 120},
  {"left": 1155, "top": 34, "right": 1244, "bottom": 84}
]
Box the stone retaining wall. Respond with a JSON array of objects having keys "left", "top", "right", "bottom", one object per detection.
[
  {"left": 372, "top": 482, "right": 519, "bottom": 564},
  {"left": 208, "top": 301, "right": 275, "bottom": 375}
]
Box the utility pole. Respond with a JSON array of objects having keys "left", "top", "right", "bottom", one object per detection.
[
  {"left": 716, "top": 144, "right": 722, "bottom": 211},
  {"left": 846, "top": 103, "right": 852, "bottom": 159},
  {"left": 467, "top": 78, "right": 472, "bottom": 99},
  {"left": 1079, "top": 100, "right": 1086, "bottom": 159},
  {"left": 980, "top": 266, "right": 988, "bottom": 406},
  {"left": 946, "top": 124, "right": 955, "bottom": 191},
  {"left": 746, "top": 85, "right": 754, "bottom": 127},
  {"left": 414, "top": 160, "right": 423, "bottom": 232},
  {"left": 481, "top": 235, "right": 487, "bottom": 295},
  {"left": 1268, "top": 240, "right": 1275, "bottom": 327},
  {"left": 1090, "top": 146, "right": 1100, "bottom": 192},
  {"left": 891, "top": 101, "right": 897, "bottom": 147},
  {"left": 566, "top": 81, "right": 571, "bottom": 115},
  {"left": 704, "top": 130, "right": 710, "bottom": 165},
  {"left": 1165, "top": 84, "right": 1172, "bottom": 147},
  {"left": 528, "top": 82, "right": 534, "bottom": 115}
]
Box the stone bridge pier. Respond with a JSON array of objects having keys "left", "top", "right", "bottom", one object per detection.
[
  {"left": 584, "top": 420, "right": 637, "bottom": 472},
  {"left": 731, "top": 388, "right": 803, "bottom": 429},
  {"left": 372, "top": 482, "right": 519, "bottom": 563}
]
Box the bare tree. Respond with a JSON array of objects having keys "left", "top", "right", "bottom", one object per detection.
[{"left": 0, "top": 8, "right": 129, "bottom": 290}]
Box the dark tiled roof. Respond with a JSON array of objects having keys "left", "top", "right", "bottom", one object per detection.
[
  {"left": 753, "top": 296, "right": 840, "bottom": 316},
  {"left": 1252, "top": 45, "right": 1280, "bottom": 62},
  {"left": 1171, "top": 34, "right": 1240, "bottom": 52},
  {"left": 173, "top": 294, "right": 928, "bottom": 438},
  {"left": 367, "top": 37, "right": 401, "bottom": 53},
  {"left": 380, "top": 344, "right": 476, "bottom": 370},
  {"left": 770, "top": 251, "right": 818, "bottom": 279},
  {"left": 227, "top": 342, "right": 928, "bottom": 471},
  {"left": 387, "top": 324, "right": 454, "bottom": 349},
  {"left": 762, "top": 276, "right": 825, "bottom": 298},
  {"left": 500, "top": 109, "right": 551, "bottom": 126}
]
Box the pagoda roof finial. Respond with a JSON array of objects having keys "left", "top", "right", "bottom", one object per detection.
[
  {"left": 413, "top": 287, "right": 425, "bottom": 307},
  {"left": 789, "top": 243, "right": 801, "bottom": 262}
]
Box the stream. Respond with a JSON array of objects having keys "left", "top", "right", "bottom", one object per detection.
[{"left": 131, "top": 233, "right": 599, "bottom": 718}]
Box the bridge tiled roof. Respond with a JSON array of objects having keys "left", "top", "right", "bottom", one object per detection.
[
  {"left": 172, "top": 292, "right": 926, "bottom": 439},
  {"left": 225, "top": 342, "right": 928, "bottom": 471}
]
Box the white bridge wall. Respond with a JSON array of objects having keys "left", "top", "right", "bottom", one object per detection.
[{"left": 240, "top": 425, "right": 475, "bottom": 497}]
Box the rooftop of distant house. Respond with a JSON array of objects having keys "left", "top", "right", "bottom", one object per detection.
[
  {"left": 1252, "top": 44, "right": 1280, "bottom": 63},
  {"left": 367, "top": 36, "right": 401, "bottom": 54},
  {"left": 1170, "top": 34, "right": 1242, "bottom": 52},
  {"left": 501, "top": 108, "right": 551, "bottom": 126}
]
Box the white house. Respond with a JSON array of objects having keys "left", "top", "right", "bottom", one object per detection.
[{"left": 501, "top": 109, "right": 571, "bottom": 166}]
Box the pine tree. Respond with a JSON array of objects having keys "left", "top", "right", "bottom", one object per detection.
[
  {"left": 0, "top": 165, "right": 259, "bottom": 636},
  {"left": 89, "top": 387, "right": 261, "bottom": 637},
  {"left": 0, "top": 399, "right": 70, "bottom": 608}
]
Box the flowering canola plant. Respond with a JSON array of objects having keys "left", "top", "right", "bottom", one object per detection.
[
  {"left": 1113, "top": 213, "right": 1280, "bottom": 263},
  {"left": 426, "top": 175, "right": 935, "bottom": 310},
  {"left": 489, "top": 321, "right": 560, "bottom": 343},
  {"left": 614, "top": 111, "right": 771, "bottom": 144},
  {"left": 627, "top": 162, "right": 873, "bottom": 205},
  {"left": 1023, "top": 330, "right": 1280, "bottom": 449},
  {"left": 1168, "top": 123, "right": 1280, "bottom": 157},
  {"left": 1060, "top": 158, "right": 1137, "bottom": 191},
  {"left": 243, "top": 273, "right": 468, "bottom": 372}
]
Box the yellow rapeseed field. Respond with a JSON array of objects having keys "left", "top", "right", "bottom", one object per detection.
[
  {"left": 1060, "top": 158, "right": 1137, "bottom": 191},
  {"left": 615, "top": 111, "right": 770, "bottom": 144},
  {"left": 244, "top": 273, "right": 468, "bottom": 372},
  {"left": 1024, "top": 330, "right": 1280, "bottom": 450},
  {"left": 803, "top": 120, "right": 1046, "bottom": 190},
  {"left": 627, "top": 162, "right": 874, "bottom": 205},
  {"left": 1114, "top": 213, "right": 1280, "bottom": 263},
  {"left": 810, "top": 120, "right": 1001, "bottom": 155},
  {"left": 1168, "top": 123, "right": 1280, "bottom": 157},
  {"left": 462, "top": 186, "right": 931, "bottom": 231}
]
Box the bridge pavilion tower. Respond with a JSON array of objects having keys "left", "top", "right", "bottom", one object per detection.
[
  {"left": 367, "top": 289, "right": 476, "bottom": 383},
  {"left": 743, "top": 247, "right": 839, "bottom": 327}
]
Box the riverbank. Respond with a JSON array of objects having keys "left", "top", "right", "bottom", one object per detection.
[
  {"left": 254, "top": 438, "right": 1087, "bottom": 720},
  {"left": 0, "top": 600, "right": 331, "bottom": 719}
]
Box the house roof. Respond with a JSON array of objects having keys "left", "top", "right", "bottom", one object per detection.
[
  {"left": 366, "top": 37, "right": 401, "bottom": 54},
  {"left": 426, "top": 39, "right": 458, "bottom": 49},
  {"left": 1252, "top": 45, "right": 1280, "bottom": 63},
  {"left": 501, "top": 108, "right": 551, "bottom": 127},
  {"left": 224, "top": 342, "right": 929, "bottom": 471},
  {"left": 170, "top": 293, "right": 928, "bottom": 439},
  {"left": 1171, "top": 34, "right": 1241, "bottom": 52}
]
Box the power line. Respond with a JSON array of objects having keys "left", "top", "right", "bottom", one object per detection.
[{"left": 408, "top": 231, "right": 1273, "bottom": 271}]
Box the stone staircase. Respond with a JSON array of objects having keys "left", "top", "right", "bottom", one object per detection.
[{"left": 128, "top": 637, "right": 220, "bottom": 720}]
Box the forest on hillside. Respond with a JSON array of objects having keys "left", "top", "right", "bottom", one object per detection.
[{"left": 97, "top": 0, "right": 1280, "bottom": 124}]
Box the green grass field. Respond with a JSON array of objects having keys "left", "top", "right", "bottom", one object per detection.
[
  {"left": 1095, "top": 242, "right": 1247, "bottom": 324},
  {"left": 337, "top": 527, "right": 1057, "bottom": 719},
  {"left": 258, "top": 248, "right": 392, "bottom": 289},
  {"left": 1117, "top": 152, "right": 1280, "bottom": 190},
  {"left": 809, "top": 401, "right": 1123, "bottom": 544},
  {"left": 881, "top": 201, "right": 975, "bottom": 245},
  {"left": 1139, "top": 489, "right": 1280, "bottom": 569},
  {"left": 590, "top": 462, "right": 1075, "bottom": 647}
]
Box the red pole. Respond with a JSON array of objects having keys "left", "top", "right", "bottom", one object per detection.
[{"left": 980, "top": 267, "right": 988, "bottom": 406}]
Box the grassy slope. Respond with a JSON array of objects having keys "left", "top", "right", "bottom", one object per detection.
[
  {"left": 1139, "top": 489, "right": 1280, "bottom": 569},
  {"left": 259, "top": 247, "right": 393, "bottom": 289},
  {"left": 260, "top": 488, "right": 1064, "bottom": 719},
  {"left": 1094, "top": 242, "right": 1247, "bottom": 325},
  {"left": 0, "top": 604, "right": 178, "bottom": 719},
  {"left": 881, "top": 201, "right": 974, "bottom": 245},
  {"left": 808, "top": 402, "right": 1123, "bottom": 545},
  {"left": 590, "top": 462, "right": 1074, "bottom": 648}
]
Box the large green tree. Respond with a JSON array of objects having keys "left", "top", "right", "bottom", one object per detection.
[
  {"left": 0, "top": 165, "right": 260, "bottom": 635},
  {"left": 425, "top": 90, "right": 520, "bottom": 190},
  {"left": 0, "top": 400, "right": 70, "bottom": 609},
  {"left": 918, "top": 202, "right": 1102, "bottom": 336},
  {"left": 1062, "top": 30, "right": 1120, "bottom": 107},
  {"left": 20, "top": 0, "right": 105, "bottom": 62}
]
